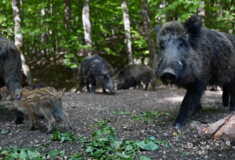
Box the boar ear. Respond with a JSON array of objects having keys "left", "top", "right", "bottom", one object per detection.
[
  {"left": 155, "top": 26, "right": 162, "bottom": 35},
  {"left": 184, "top": 15, "right": 202, "bottom": 47},
  {"left": 119, "top": 71, "right": 124, "bottom": 75},
  {"left": 113, "top": 68, "right": 117, "bottom": 75}
]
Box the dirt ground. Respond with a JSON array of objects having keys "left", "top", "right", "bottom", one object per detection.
[{"left": 1, "top": 85, "right": 235, "bottom": 160}]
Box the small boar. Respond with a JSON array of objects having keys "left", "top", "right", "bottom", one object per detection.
[
  {"left": 154, "top": 15, "right": 235, "bottom": 127},
  {"left": 24, "top": 82, "right": 48, "bottom": 91},
  {"left": 0, "top": 36, "right": 23, "bottom": 124},
  {"left": 117, "top": 64, "right": 155, "bottom": 90},
  {"left": 0, "top": 82, "right": 48, "bottom": 101},
  {"left": 78, "top": 54, "right": 116, "bottom": 94},
  {"left": 11, "top": 87, "right": 72, "bottom": 133}
]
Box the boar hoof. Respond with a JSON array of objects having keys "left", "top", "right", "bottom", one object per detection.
[
  {"left": 14, "top": 112, "right": 24, "bottom": 124},
  {"left": 193, "top": 111, "right": 200, "bottom": 117},
  {"left": 15, "top": 117, "right": 24, "bottom": 124},
  {"left": 172, "top": 121, "right": 186, "bottom": 128},
  {"left": 172, "top": 122, "right": 181, "bottom": 128},
  {"left": 30, "top": 125, "right": 35, "bottom": 130}
]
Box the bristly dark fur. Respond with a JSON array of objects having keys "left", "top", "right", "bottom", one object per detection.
[
  {"left": 183, "top": 15, "right": 202, "bottom": 48},
  {"left": 117, "top": 64, "right": 155, "bottom": 90},
  {"left": 0, "top": 36, "right": 23, "bottom": 124},
  {"left": 78, "top": 54, "right": 115, "bottom": 94},
  {"left": 153, "top": 14, "right": 235, "bottom": 127}
]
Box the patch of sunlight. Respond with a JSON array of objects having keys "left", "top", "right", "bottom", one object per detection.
[{"left": 163, "top": 96, "right": 184, "bottom": 102}]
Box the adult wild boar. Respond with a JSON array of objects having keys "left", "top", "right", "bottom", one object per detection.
[
  {"left": 78, "top": 54, "right": 116, "bottom": 94},
  {"left": 154, "top": 15, "right": 235, "bottom": 127},
  {"left": 117, "top": 64, "right": 155, "bottom": 90},
  {"left": 0, "top": 36, "right": 23, "bottom": 124}
]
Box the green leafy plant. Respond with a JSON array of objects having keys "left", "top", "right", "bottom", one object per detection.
[
  {"left": 50, "top": 119, "right": 167, "bottom": 160},
  {"left": 118, "top": 110, "right": 132, "bottom": 115},
  {"left": 0, "top": 145, "right": 67, "bottom": 159},
  {"left": 0, "top": 129, "right": 10, "bottom": 135},
  {"left": 132, "top": 111, "right": 170, "bottom": 122},
  {"left": 51, "top": 131, "right": 88, "bottom": 144}
]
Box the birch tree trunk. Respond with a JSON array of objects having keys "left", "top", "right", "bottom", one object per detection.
[
  {"left": 50, "top": 0, "right": 59, "bottom": 83},
  {"left": 12, "top": 0, "right": 32, "bottom": 85},
  {"left": 232, "top": 0, "right": 234, "bottom": 35},
  {"left": 141, "top": 0, "right": 155, "bottom": 67},
  {"left": 64, "top": 0, "right": 72, "bottom": 32},
  {"left": 12, "top": 0, "right": 23, "bottom": 53},
  {"left": 122, "top": 0, "right": 133, "bottom": 65},
  {"left": 82, "top": 0, "right": 92, "bottom": 57},
  {"left": 41, "top": 8, "right": 47, "bottom": 56}
]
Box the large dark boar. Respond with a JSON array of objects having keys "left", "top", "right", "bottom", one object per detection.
[
  {"left": 0, "top": 36, "right": 23, "bottom": 124},
  {"left": 154, "top": 15, "right": 235, "bottom": 127},
  {"left": 117, "top": 64, "right": 155, "bottom": 90},
  {"left": 78, "top": 54, "right": 116, "bottom": 94}
]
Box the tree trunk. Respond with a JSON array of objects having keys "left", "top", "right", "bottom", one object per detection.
[
  {"left": 122, "top": 0, "right": 133, "bottom": 65},
  {"left": 82, "top": 0, "right": 92, "bottom": 57},
  {"left": 232, "top": 0, "right": 235, "bottom": 35},
  {"left": 141, "top": 0, "right": 155, "bottom": 67},
  {"left": 41, "top": 8, "right": 47, "bottom": 56},
  {"left": 64, "top": 0, "right": 77, "bottom": 80},
  {"left": 50, "top": 0, "right": 59, "bottom": 83},
  {"left": 191, "top": 112, "right": 235, "bottom": 142},
  {"left": 64, "top": 0, "right": 72, "bottom": 32},
  {"left": 12, "top": 0, "right": 23, "bottom": 53},
  {"left": 12, "top": 0, "right": 32, "bottom": 85}
]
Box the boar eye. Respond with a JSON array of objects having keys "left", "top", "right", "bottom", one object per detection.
[
  {"left": 101, "top": 73, "right": 107, "bottom": 77},
  {"left": 178, "top": 42, "right": 184, "bottom": 48},
  {"left": 160, "top": 45, "right": 165, "bottom": 50}
]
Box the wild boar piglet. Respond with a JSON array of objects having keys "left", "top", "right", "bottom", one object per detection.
[{"left": 11, "top": 87, "right": 72, "bottom": 133}]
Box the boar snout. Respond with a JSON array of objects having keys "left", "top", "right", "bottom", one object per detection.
[
  {"left": 110, "top": 90, "right": 115, "bottom": 94},
  {"left": 160, "top": 68, "right": 177, "bottom": 84}
]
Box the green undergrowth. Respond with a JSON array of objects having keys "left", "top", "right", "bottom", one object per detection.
[
  {"left": 0, "top": 118, "right": 168, "bottom": 160},
  {"left": 112, "top": 110, "right": 170, "bottom": 122}
]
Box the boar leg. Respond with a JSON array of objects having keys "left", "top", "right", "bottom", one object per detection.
[
  {"left": 102, "top": 88, "right": 107, "bottom": 93},
  {"left": 137, "top": 80, "right": 143, "bottom": 89},
  {"left": 89, "top": 78, "right": 96, "bottom": 94},
  {"left": 193, "top": 103, "right": 203, "bottom": 116},
  {"left": 8, "top": 82, "right": 25, "bottom": 124},
  {"left": 142, "top": 78, "right": 150, "bottom": 90},
  {"left": 141, "top": 80, "right": 149, "bottom": 90},
  {"left": 173, "top": 85, "right": 204, "bottom": 127},
  {"left": 78, "top": 75, "right": 84, "bottom": 92},
  {"left": 150, "top": 79, "right": 156, "bottom": 90},
  {"left": 86, "top": 81, "right": 90, "bottom": 92},
  {"left": 223, "top": 84, "right": 230, "bottom": 107},
  {"left": 42, "top": 109, "right": 56, "bottom": 133},
  {"left": 28, "top": 111, "right": 37, "bottom": 130}
]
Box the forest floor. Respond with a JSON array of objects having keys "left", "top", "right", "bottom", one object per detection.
[{"left": 1, "top": 85, "right": 235, "bottom": 160}]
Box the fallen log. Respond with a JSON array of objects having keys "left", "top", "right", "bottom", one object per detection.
[{"left": 191, "top": 112, "right": 235, "bottom": 142}]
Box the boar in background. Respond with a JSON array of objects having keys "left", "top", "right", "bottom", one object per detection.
[
  {"left": 78, "top": 54, "right": 116, "bottom": 94},
  {"left": 117, "top": 64, "right": 155, "bottom": 90}
]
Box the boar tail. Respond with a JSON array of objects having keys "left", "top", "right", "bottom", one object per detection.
[{"left": 59, "top": 88, "right": 66, "bottom": 98}]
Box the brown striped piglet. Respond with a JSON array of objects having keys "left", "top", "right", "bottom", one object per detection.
[{"left": 10, "top": 87, "right": 72, "bottom": 133}]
